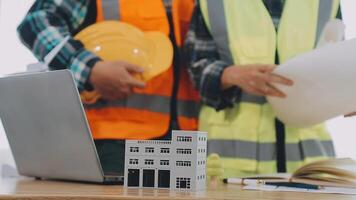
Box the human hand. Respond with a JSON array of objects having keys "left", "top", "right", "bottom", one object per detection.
[
  {"left": 89, "top": 60, "right": 145, "bottom": 101},
  {"left": 344, "top": 112, "right": 356, "bottom": 117},
  {"left": 221, "top": 64, "right": 293, "bottom": 98}
]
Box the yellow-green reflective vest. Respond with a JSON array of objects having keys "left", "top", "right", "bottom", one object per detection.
[{"left": 199, "top": 0, "right": 340, "bottom": 177}]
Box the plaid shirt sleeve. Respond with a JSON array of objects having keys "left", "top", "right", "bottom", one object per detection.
[
  {"left": 184, "top": 7, "right": 241, "bottom": 111},
  {"left": 17, "top": 0, "right": 101, "bottom": 91}
]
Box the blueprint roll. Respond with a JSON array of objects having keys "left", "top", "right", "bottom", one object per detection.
[{"left": 267, "top": 38, "right": 356, "bottom": 127}]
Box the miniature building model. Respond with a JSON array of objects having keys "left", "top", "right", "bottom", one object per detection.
[{"left": 124, "top": 130, "right": 207, "bottom": 191}]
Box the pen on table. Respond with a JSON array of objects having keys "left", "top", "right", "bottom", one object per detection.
[
  {"left": 223, "top": 178, "right": 320, "bottom": 190},
  {"left": 265, "top": 182, "right": 320, "bottom": 190},
  {"left": 223, "top": 178, "right": 265, "bottom": 186}
]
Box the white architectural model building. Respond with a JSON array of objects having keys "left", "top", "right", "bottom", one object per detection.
[{"left": 124, "top": 130, "right": 207, "bottom": 191}]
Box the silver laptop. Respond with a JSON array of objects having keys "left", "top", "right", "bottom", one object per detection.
[{"left": 0, "top": 70, "right": 123, "bottom": 184}]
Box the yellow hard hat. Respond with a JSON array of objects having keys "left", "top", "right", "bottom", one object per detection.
[
  {"left": 75, "top": 21, "right": 173, "bottom": 104},
  {"left": 75, "top": 21, "right": 143, "bottom": 42}
]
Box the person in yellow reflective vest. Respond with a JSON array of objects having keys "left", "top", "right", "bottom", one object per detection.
[{"left": 185, "top": 0, "right": 342, "bottom": 177}]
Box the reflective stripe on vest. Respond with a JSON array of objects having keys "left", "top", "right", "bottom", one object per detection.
[
  {"left": 315, "top": 0, "right": 334, "bottom": 46},
  {"left": 208, "top": 139, "right": 335, "bottom": 162},
  {"left": 87, "top": 0, "right": 199, "bottom": 139},
  {"left": 86, "top": 93, "right": 199, "bottom": 119},
  {"left": 200, "top": 0, "right": 339, "bottom": 177}
]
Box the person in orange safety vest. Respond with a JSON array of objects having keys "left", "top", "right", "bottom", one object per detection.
[{"left": 18, "top": 0, "right": 200, "bottom": 174}]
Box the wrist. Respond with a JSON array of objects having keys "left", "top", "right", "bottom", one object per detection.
[
  {"left": 221, "top": 66, "right": 236, "bottom": 90},
  {"left": 69, "top": 49, "right": 101, "bottom": 91},
  {"left": 88, "top": 60, "right": 103, "bottom": 86}
]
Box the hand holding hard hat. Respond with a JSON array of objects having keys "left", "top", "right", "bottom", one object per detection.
[{"left": 75, "top": 21, "right": 173, "bottom": 104}]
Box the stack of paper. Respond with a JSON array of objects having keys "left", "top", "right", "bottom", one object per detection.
[{"left": 267, "top": 38, "right": 356, "bottom": 127}]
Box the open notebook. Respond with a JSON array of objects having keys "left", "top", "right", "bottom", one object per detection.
[{"left": 228, "top": 158, "right": 356, "bottom": 188}]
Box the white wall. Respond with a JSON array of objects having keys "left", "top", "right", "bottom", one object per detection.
[
  {"left": 0, "top": 0, "right": 356, "bottom": 164},
  {"left": 341, "top": 0, "right": 356, "bottom": 39},
  {"left": 325, "top": 0, "right": 356, "bottom": 159},
  {"left": 0, "top": 0, "right": 36, "bottom": 150},
  {"left": 0, "top": 0, "right": 36, "bottom": 75},
  {"left": 0, "top": 0, "right": 35, "bottom": 168}
]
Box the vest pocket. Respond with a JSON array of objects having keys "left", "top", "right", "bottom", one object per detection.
[
  {"left": 229, "top": 39, "right": 275, "bottom": 65},
  {"left": 120, "top": 0, "right": 169, "bottom": 34}
]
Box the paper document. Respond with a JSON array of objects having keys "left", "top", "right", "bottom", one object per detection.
[{"left": 267, "top": 38, "right": 356, "bottom": 127}]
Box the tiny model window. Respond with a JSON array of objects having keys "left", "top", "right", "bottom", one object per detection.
[
  {"left": 176, "top": 161, "right": 191, "bottom": 167},
  {"left": 176, "top": 148, "right": 192, "bottom": 154},
  {"left": 184, "top": 161, "right": 191, "bottom": 166},
  {"left": 197, "top": 160, "right": 206, "bottom": 166},
  {"left": 160, "top": 148, "right": 170, "bottom": 154},
  {"left": 200, "top": 136, "right": 206, "bottom": 141},
  {"left": 176, "top": 177, "right": 191, "bottom": 189},
  {"left": 144, "top": 159, "right": 154, "bottom": 165},
  {"left": 177, "top": 136, "right": 192, "bottom": 142},
  {"left": 130, "top": 147, "right": 139, "bottom": 152},
  {"left": 176, "top": 161, "right": 183, "bottom": 166},
  {"left": 145, "top": 147, "right": 154, "bottom": 153},
  {"left": 129, "top": 159, "right": 139, "bottom": 165},
  {"left": 160, "top": 160, "right": 169, "bottom": 166}
]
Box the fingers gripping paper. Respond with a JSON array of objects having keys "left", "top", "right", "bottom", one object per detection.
[{"left": 267, "top": 38, "right": 356, "bottom": 127}]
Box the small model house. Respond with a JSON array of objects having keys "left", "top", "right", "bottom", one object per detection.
[{"left": 124, "top": 130, "right": 207, "bottom": 191}]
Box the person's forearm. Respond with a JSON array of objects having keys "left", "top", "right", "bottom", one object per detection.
[
  {"left": 185, "top": 37, "right": 240, "bottom": 110},
  {"left": 199, "top": 61, "right": 241, "bottom": 110},
  {"left": 17, "top": 0, "right": 100, "bottom": 91},
  {"left": 184, "top": 6, "right": 240, "bottom": 110}
]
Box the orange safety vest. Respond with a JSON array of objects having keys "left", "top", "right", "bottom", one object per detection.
[{"left": 85, "top": 0, "right": 200, "bottom": 140}]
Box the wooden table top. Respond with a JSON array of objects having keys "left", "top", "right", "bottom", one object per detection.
[{"left": 1, "top": 176, "right": 356, "bottom": 200}]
